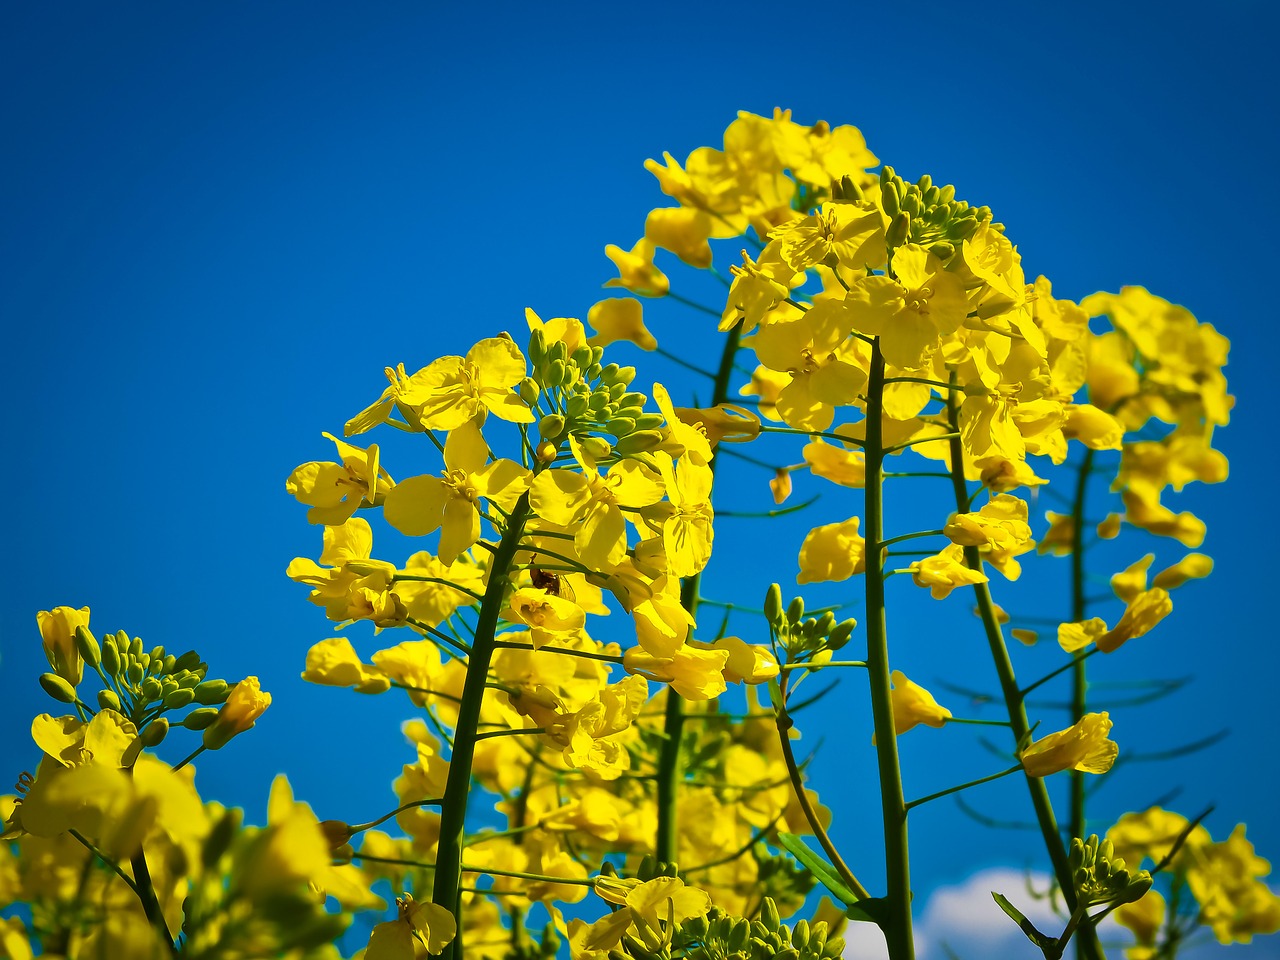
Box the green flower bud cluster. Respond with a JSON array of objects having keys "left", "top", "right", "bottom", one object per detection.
[
  {"left": 879, "top": 166, "right": 995, "bottom": 260},
  {"left": 678, "top": 898, "right": 844, "bottom": 960},
  {"left": 1070, "top": 834, "right": 1153, "bottom": 908},
  {"left": 764, "top": 585, "right": 857, "bottom": 660},
  {"left": 39, "top": 620, "right": 235, "bottom": 746},
  {"left": 528, "top": 328, "right": 665, "bottom": 461}
]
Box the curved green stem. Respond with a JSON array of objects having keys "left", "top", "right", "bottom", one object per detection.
[
  {"left": 905, "top": 763, "right": 1023, "bottom": 810},
  {"left": 943, "top": 379, "right": 1104, "bottom": 960},
  {"left": 432, "top": 492, "right": 531, "bottom": 960},
  {"left": 775, "top": 691, "right": 871, "bottom": 901},
  {"left": 865, "top": 339, "right": 915, "bottom": 960},
  {"left": 656, "top": 322, "right": 741, "bottom": 864},
  {"left": 1068, "top": 449, "right": 1095, "bottom": 886}
]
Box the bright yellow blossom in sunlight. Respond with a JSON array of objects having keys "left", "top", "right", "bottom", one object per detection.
[
  {"left": 749, "top": 300, "right": 868, "bottom": 432},
  {"left": 587, "top": 297, "right": 658, "bottom": 351},
  {"left": 383, "top": 418, "right": 531, "bottom": 563},
  {"left": 645, "top": 206, "right": 713, "bottom": 268},
  {"left": 907, "top": 544, "right": 988, "bottom": 599},
  {"left": 529, "top": 441, "right": 664, "bottom": 570},
  {"left": 770, "top": 200, "right": 885, "bottom": 274},
  {"left": 1020, "top": 712, "right": 1118, "bottom": 777},
  {"left": 301, "top": 637, "right": 389, "bottom": 693},
  {"left": 1114, "top": 889, "right": 1164, "bottom": 960},
  {"left": 36, "top": 605, "right": 89, "bottom": 686},
  {"left": 504, "top": 587, "right": 587, "bottom": 649},
  {"left": 702, "top": 636, "right": 780, "bottom": 684},
  {"left": 653, "top": 452, "right": 715, "bottom": 578},
  {"left": 885, "top": 670, "right": 952, "bottom": 737},
  {"left": 287, "top": 517, "right": 406, "bottom": 625},
  {"left": 1186, "top": 825, "right": 1280, "bottom": 944},
  {"left": 844, "top": 244, "right": 968, "bottom": 369},
  {"left": 803, "top": 439, "right": 865, "bottom": 487},
  {"left": 1058, "top": 618, "right": 1107, "bottom": 653},
  {"left": 203, "top": 676, "right": 271, "bottom": 750},
  {"left": 739, "top": 364, "right": 790, "bottom": 421},
  {"left": 720, "top": 247, "right": 800, "bottom": 334},
  {"left": 603, "top": 238, "right": 669, "bottom": 297},
  {"left": 1097, "top": 588, "right": 1173, "bottom": 653},
  {"left": 797, "top": 516, "right": 866, "bottom": 584},
  {"left": 287, "top": 431, "right": 394, "bottom": 525},
  {"left": 1111, "top": 554, "right": 1155, "bottom": 603},
  {"left": 346, "top": 336, "right": 533, "bottom": 436},
  {"left": 1107, "top": 806, "right": 1211, "bottom": 871},
  {"left": 1152, "top": 553, "right": 1213, "bottom": 589},
  {"left": 942, "top": 494, "right": 1035, "bottom": 580},
  {"left": 623, "top": 645, "right": 729, "bottom": 700}
]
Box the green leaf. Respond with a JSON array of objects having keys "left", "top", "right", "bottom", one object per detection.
[
  {"left": 777, "top": 833, "right": 855, "bottom": 904},
  {"left": 991, "top": 892, "right": 1058, "bottom": 954}
]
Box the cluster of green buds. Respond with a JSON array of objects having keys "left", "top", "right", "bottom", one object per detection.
[
  {"left": 763, "top": 585, "right": 856, "bottom": 661},
  {"left": 1070, "top": 834, "right": 1153, "bottom": 908},
  {"left": 38, "top": 623, "right": 233, "bottom": 748},
  {"left": 678, "top": 898, "right": 845, "bottom": 960},
  {"left": 866, "top": 166, "right": 995, "bottom": 259},
  {"left": 527, "top": 328, "right": 665, "bottom": 460}
]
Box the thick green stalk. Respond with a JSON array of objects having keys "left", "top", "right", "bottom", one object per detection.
[
  {"left": 1069, "top": 450, "right": 1094, "bottom": 845},
  {"left": 943, "top": 386, "right": 1104, "bottom": 960},
  {"left": 864, "top": 340, "right": 915, "bottom": 960},
  {"left": 433, "top": 492, "right": 531, "bottom": 960},
  {"left": 655, "top": 323, "right": 741, "bottom": 864},
  {"left": 1068, "top": 447, "right": 1095, "bottom": 960}
]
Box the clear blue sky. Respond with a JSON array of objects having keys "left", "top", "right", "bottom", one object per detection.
[{"left": 3, "top": 1, "right": 1277, "bottom": 954}]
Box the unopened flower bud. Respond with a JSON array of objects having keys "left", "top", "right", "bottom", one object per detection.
[
  {"left": 202, "top": 676, "right": 271, "bottom": 750},
  {"left": 886, "top": 211, "right": 912, "bottom": 248},
  {"left": 193, "top": 679, "right": 230, "bottom": 705},
  {"left": 74, "top": 625, "right": 101, "bottom": 669},
  {"left": 98, "top": 688, "right": 123, "bottom": 712},
  {"left": 140, "top": 718, "right": 169, "bottom": 748},
  {"left": 182, "top": 707, "right": 221, "bottom": 731},
  {"left": 39, "top": 672, "right": 78, "bottom": 704}
]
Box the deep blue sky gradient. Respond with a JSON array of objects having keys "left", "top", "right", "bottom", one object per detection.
[{"left": 3, "top": 2, "right": 1278, "bottom": 953}]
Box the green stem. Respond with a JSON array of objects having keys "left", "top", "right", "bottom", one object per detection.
[
  {"left": 130, "top": 846, "right": 176, "bottom": 955},
  {"left": 1069, "top": 449, "right": 1094, "bottom": 904},
  {"left": 656, "top": 322, "right": 741, "bottom": 864},
  {"left": 905, "top": 763, "right": 1023, "bottom": 810},
  {"left": 432, "top": 492, "right": 531, "bottom": 960},
  {"left": 864, "top": 339, "right": 915, "bottom": 960},
  {"left": 775, "top": 690, "right": 871, "bottom": 900},
  {"left": 943, "top": 379, "right": 1104, "bottom": 960}
]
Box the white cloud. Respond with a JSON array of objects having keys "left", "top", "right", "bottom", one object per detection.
[
  {"left": 841, "top": 870, "right": 1280, "bottom": 958},
  {"left": 842, "top": 868, "right": 1071, "bottom": 960}
]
